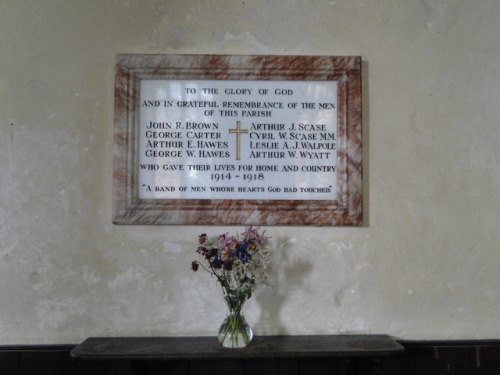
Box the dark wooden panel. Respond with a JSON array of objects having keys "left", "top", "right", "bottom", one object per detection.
[
  {"left": 130, "top": 360, "right": 189, "bottom": 375},
  {"left": 300, "top": 358, "right": 355, "bottom": 374},
  {"left": 113, "top": 361, "right": 135, "bottom": 375},
  {"left": 75, "top": 360, "right": 123, "bottom": 375},
  {"left": 410, "top": 347, "right": 467, "bottom": 375},
  {"left": 300, "top": 357, "right": 407, "bottom": 375},
  {"left": 0, "top": 351, "right": 20, "bottom": 375},
  {"left": 7, "top": 340, "right": 500, "bottom": 375},
  {"left": 467, "top": 346, "right": 500, "bottom": 374},
  {"left": 366, "top": 355, "right": 410, "bottom": 375},
  {"left": 75, "top": 361, "right": 111, "bottom": 375},
  {"left": 245, "top": 359, "right": 299, "bottom": 375},
  {"left": 20, "top": 350, "right": 75, "bottom": 375},
  {"left": 191, "top": 359, "right": 244, "bottom": 375}
]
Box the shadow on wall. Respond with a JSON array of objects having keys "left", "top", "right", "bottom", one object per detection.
[{"left": 253, "top": 236, "right": 313, "bottom": 335}]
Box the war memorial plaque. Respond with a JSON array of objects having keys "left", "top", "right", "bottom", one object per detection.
[{"left": 112, "top": 55, "right": 362, "bottom": 225}]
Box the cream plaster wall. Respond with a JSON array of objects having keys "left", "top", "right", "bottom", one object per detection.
[{"left": 0, "top": 0, "right": 499, "bottom": 344}]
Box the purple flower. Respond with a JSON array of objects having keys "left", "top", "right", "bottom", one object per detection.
[
  {"left": 218, "top": 234, "right": 228, "bottom": 249},
  {"left": 198, "top": 233, "right": 207, "bottom": 244},
  {"left": 223, "top": 259, "right": 233, "bottom": 271},
  {"left": 191, "top": 229, "right": 270, "bottom": 295},
  {"left": 241, "top": 226, "right": 258, "bottom": 241},
  {"left": 242, "top": 226, "right": 270, "bottom": 247},
  {"left": 197, "top": 246, "right": 207, "bottom": 256},
  {"left": 235, "top": 242, "right": 251, "bottom": 263},
  {"left": 210, "top": 257, "right": 223, "bottom": 269}
]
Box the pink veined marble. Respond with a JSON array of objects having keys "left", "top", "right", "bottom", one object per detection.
[{"left": 112, "top": 54, "right": 362, "bottom": 226}]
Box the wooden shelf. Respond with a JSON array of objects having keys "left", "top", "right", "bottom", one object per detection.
[{"left": 71, "top": 335, "right": 404, "bottom": 361}]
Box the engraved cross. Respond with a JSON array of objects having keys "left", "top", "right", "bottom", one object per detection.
[{"left": 228, "top": 121, "right": 248, "bottom": 160}]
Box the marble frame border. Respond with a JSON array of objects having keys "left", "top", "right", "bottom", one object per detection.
[{"left": 112, "top": 54, "right": 362, "bottom": 225}]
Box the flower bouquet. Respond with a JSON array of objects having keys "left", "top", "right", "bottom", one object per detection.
[{"left": 191, "top": 226, "right": 270, "bottom": 348}]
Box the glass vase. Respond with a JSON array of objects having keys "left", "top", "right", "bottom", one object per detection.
[{"left": 217, "top": 298, "right": 253, "bottom": 348}]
